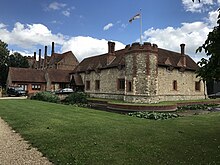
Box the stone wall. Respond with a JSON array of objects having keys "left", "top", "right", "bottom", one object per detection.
[
  {"left": 157, "top": 67, "right": 206, "bottom": 101},
  {"left": 79, "top": 42, "right": 206, "bottom": 103},
  {"left": 80, "top": 68, "right": 125, "bottom": 100}
]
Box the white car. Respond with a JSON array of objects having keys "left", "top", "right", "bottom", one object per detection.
[{"left": 58, "top": 88, "right": 73, "bottom": 93}]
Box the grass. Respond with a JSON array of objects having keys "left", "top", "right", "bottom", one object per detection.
[{"left": 0, "top": 99, "right": 220, "bottom": 164}]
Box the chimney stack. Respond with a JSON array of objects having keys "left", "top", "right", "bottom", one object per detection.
[
  {"left": 51, "top": 42, "right": 55, "bottom": 55},
  {"left": 44, "top": 46, "right": 47, "bottom": 68},
  {"left": 108, "top": 41, "right": 115, "bottom": 54},
  {"left": 39, "top": 49, "right": 41, "bottom": 69},
  {"left": 180, "top": 43, "right": 185, "bottom": 55},
  {"left": 107, "top": 41, "right": 116, "bottom": 65},
  {"left": 33, "top": 52, "right": 36, "bottom": 60},
  {"left": 180, "top": 44, "right": 186, "bottom": 67}
]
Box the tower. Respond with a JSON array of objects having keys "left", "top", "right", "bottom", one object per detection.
[{"left": 124, "top": 42, "right": 158, "bottom": 103}]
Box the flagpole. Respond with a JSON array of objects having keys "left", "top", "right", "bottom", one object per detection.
[{"left": 140, "top": 9, "right": 142, "bottom": 45}]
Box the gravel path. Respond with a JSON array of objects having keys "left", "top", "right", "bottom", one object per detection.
[{"left": 0, "top": 117, "right": 52, "bottom": 165}]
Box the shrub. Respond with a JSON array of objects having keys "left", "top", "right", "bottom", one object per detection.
[
  {"left": 128, "top": 111, "right": 179, "bottom": 120},
  {"left": 64, "top": 92, "right": 88, "bottom": 105},
  {"left": 177, "top": 104, "right": 219, "bottom": 111},
  {"left": 31, "top": 91, "right": 60, "bottom": 103}
]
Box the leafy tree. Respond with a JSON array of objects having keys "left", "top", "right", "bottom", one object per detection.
[
  {"left": 8, "top": 52, "right": 29, "bottom": 68},
  {"left": 0, "top": 40, "right": 29, "bottom": 87},
  {"left": 0, "top": 40, "right": 10, "bottom": 87},
  {"left": 196, "top": 9, "right": 220, "bottom": 82}
]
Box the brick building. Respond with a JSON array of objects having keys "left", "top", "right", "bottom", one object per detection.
[
  {"left": 27, "top": 42, "right": 79, "bottom": 70},
  {"left": 7, "top": 42, "right": 79, "bottom": 94},
  {"left": 71, "top": 41, "right": 206, "bottom": 103},
  {"left": 7, "top": 67, "right": 72, "bottom": 94}
]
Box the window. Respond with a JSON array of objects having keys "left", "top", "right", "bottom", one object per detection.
[
  {"left": 95, "top": 80, "right": 100, "bottom": 90},
  {"left": 86, "top": 81, "right": 90, "bottom": 90},
  {"left": 118, "top": 79, "right": 125, "bottom": 90},
  {"left": 32, "top": 84, "right": 41, "bottom": 90},
  {"left": 18, "top": 84, "right": 27, "bottom": 91},
  {"left": 195, "top": 81, "right": 201, "bottom": 91},
  {"left": 127, "top": 81, "right": 132, "bottom": 92},
  {"left": 173, "top": 80, "right": 177, "bottom": 91}
]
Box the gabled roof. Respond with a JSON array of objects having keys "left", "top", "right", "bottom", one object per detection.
[
  {"left": 49, "top": 53, "right": 63, "bottom": 65},
  {"left": 9, "top": 67, "right": 45, "bottom": 83},
  {"left": 158, "top": 48, "right": 198, "bottom": 70},
  {"left": 47, "top": 69, "right": 71, "bottom": 83},
  {"left": 49, "top": 51, "right": 79, "bottom": 65},
  {"left": 8, "top": 67, "right": 72, "bottom": 83},
  {"left": 72, "top": 45, "right": 198, "bottom": 73}
]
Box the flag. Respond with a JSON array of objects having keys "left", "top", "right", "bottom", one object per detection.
[{"left": 129, "top": 13, "right": 141, "bottom": 23}]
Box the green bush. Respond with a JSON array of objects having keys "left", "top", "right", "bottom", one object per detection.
[
  {"left": 128, "top": 111, "right": 179, "bottom": 120},
  {"left": 64, "top": 92, "right": 88, "bottom": 105},
  {"left": 177, "top": 104, "right": 218, "bottom": 111},
  {"left": 31, "top": 92, "right": 60, "bottom": 103}
]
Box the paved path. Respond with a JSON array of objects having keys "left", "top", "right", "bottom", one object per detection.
[
  {"left": 0, "top": 96, "right": 28, "bottom": 100},
  {"left": 0, "top": 117, "right": 52, "bottom": 165}
]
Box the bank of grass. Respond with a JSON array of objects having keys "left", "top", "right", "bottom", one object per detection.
[{"left": 0, "top": 99, "right": 220, "bottom": 165}]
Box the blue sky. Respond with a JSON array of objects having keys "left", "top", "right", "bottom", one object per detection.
[{"left": 0, "top": 0, "right": 219, "bottom": 61}]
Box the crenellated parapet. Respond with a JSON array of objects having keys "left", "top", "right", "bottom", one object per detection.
[{"left": 125, "top": 42, "right": 158, "bottom": 54}]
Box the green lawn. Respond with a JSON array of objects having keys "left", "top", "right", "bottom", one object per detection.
[{"left": 0, "top": 100, "right": 220, "bottom": 165}]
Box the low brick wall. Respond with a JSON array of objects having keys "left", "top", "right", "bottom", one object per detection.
[
  {"left": 107, "top": 103, "right": 177, "bottom": 112},
  {"left": 88, "top": 100, "right": 177, "bottom": 113},
  {"left": 88, "top": 99, "right": 220, "bottom": 113}
]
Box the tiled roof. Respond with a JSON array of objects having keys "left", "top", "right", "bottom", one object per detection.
[
  {"left": 73, "top": 45, "right": 198, "bottom": 73},
  {"left": 49, "top": 53, "right": 63, "bottom": 65},
  {"left": 158, "top": 48, "right": 199, "bottom": 70},
  {"left": 49, "top": 51, "right": 79, "bottom": 65},
  {"left": 8, "top": 67, "right": 72, "bottom": 83},
  {"left": 9, "top": 67, "right": 45, "bottom": 83},
  {"left": 72, "top": 74, "right": 83, "bottom": 86},
  {"left": 47, "top": 69, "right": 72, "bottom": 83}
]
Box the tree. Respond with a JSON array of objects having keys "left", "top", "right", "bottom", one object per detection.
[
  {"left": 8, "top": 52, "right": 29, "bottom": 68},
  {"left": 0, "top": 40, "right": 10, "bottom": 87},
  {"left": 196, "top": 8, "right": 220, "bottom": 82},
  {"left": 0, "top": 40, "right": 29, "bottom": 88}
]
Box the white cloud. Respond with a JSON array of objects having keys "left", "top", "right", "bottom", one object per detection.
[
  {"left": 48, "top": 2, "right": 66, "bottom": 10},
  {"left": 62, "top": 10, "right": 70, "bottom": 17},
  {"left": 47, "top": 2, "right": 74, "bottom": 17},
  {"left": 61, "top": 36, "right": 125, "bottom": 61},
  {"left": 206, "top": 10, "right": 219, "bottom": 26},
  {"left": 10, "top": 50, "right": 33, "bottom": 57},
  {"left": 121, "top": 24, "right": 127, "bottom": 29},
  {"left": 141, "top": 9, "right": 219, "bottom": 62},
  {"left": 142, "top": 16, "right": 218, "bottom": 62},
  {"left": 182, "top": 0, "right": 219, "bottom": 13},
  {"left": 0, "top": 22, "right": 125, "bottom": 62},
  {"left": 0, "top": 22, "right": 65, "bottom": 49},
  {"left": 103, "top": 23, "right": 114, "bottom": 31},
  {"left": 0, "top": 23, "right": 7, "bottom": 29}
]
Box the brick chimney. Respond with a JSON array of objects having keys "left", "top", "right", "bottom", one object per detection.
[
  {"left": 107, "top": 41, "right": 116, "bottom": 65},
  {"left": 180, "top": 43, "right": 186, "bottom": 67},
  {"left": 108, "top": 41, "right": 115, "bottom": 54},
  {"left": 180, "top": 43, "right": 185, "bottom": 55},
  {"left": 38, "top": 49, "right": 41, "bottom": 69},
  {"left": 33, "top": 52, "right": 36, "bottom": 61},
  {"left": 51, "top": 42, "right": 55, "bottom": 55},
  {"left": 44, "top": 46, "right": 47, "bottom": 68}
]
